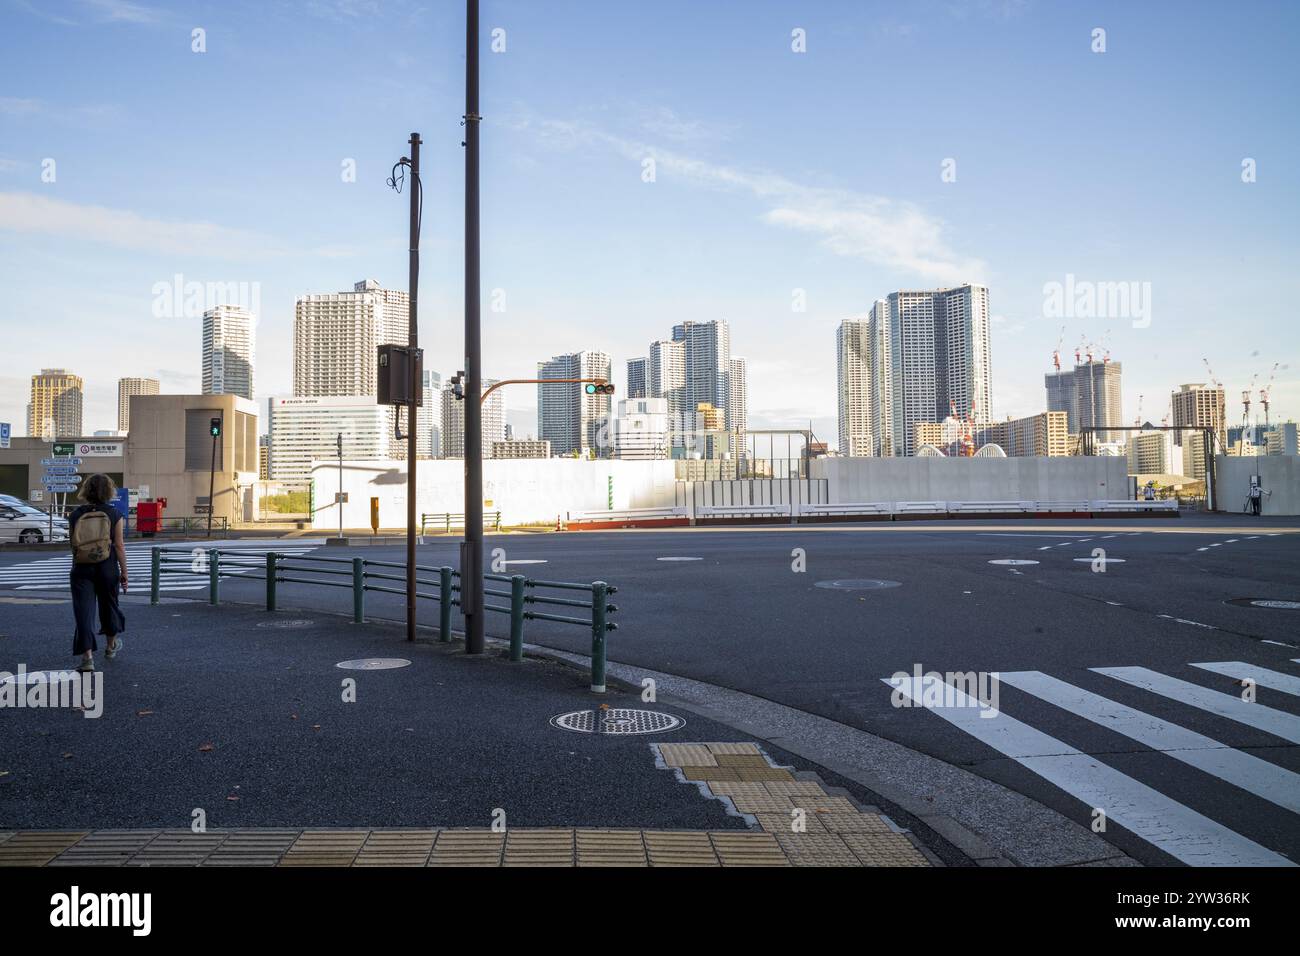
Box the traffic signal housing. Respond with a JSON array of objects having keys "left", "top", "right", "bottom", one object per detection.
[
  {"left": 584, "top": 382, "right": 615, "bottom": 395},
  {"left": 451, "top": 371, "right": 465, "bottom": 400},
  {"left": 209, "top": 417, "right": 222, "bottom": 438}
]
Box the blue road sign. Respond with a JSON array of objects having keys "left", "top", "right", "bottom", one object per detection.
[
  {"left": 40, "top": 457, "right": 82, "bottom": 466},
  {"left": 0, "top": 422, "right": 10, "bottom": 449},
  {"left": 45, "top": 484, "right": 80, "bottom": 493}
]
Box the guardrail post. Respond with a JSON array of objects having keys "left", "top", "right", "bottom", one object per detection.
[
  {"left": 265, "top": 552, "right": 277, "bottom": 611},
  {"left": 352, "top": 557, "right": 366, "bottom": 623},
  {"left": 509, "top": 574, "right": 525, "bottom": 662},
  {"left": 150, "top": 547, "right": 160, "bottom": 606},
  {"left": 590, "top": 580, "right": 608, "bottom": 693},
  {"left": 445, "top": 514, "right": 451, "bottom": 535},
  {"left": 208, "top": 549, "right": 220, "bottom": 605},
  {"left": 439, "top": 566, "right": 453, "bottom": 642}
]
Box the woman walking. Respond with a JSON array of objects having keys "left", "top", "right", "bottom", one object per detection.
[{"left": 68, "top": 474, "right": 128, "bottom": 672}]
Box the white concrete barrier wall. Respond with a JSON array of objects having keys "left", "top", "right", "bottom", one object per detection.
[
  {"left": 1216, "top": 454, "right": 1300, "bottom": 515},
  {"left": 310, "top": 458, "right": 679, "bottom": 529},
  {"left": 810, "top": 456, "right": 1132, "bottom": 505}
]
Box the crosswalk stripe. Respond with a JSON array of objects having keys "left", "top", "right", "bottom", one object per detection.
[
  {"left": 1190, "top": 661, "right": 1300, "bottom": 697},
  {"left": 0, "top": 545, "right": 318, "bottom": 592},
  {"left": 1092, "top": 666, "right": 1300, "bottom": 744},
  {"left": 882, "top": 675, "right": 1292, "bottom": 866},
  {"left": 999, "top": 671, "right": 1300, "bottom": 815}
]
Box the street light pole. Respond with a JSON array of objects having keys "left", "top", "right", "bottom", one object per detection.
[
  {"left": 463, "top": 0, "right": 485, "bottom": 655},
  {"left": 337, "top": 431, "right": 344, "bottom": 540},
  {"left": 406, "top": 131, "right": 421, "bottom": 644}
]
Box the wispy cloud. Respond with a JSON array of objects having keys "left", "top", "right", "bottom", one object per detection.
[
  {"left": 510, "top": 113, "right": 985, "bottom": 284},
  {"left": 0, "top": 98, "right": 42, "bottom": 116},
  {"left": 79, "top": 0, "right": 162, "bottom": 23}
]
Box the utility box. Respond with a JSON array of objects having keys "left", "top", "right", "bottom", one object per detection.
[{"left": 377, "top": 345, "right": 423, "bottom": 406}]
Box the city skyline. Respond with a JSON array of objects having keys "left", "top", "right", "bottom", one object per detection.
[{"left": 1, "top": 1, "right": 1295, "bottom": 444}]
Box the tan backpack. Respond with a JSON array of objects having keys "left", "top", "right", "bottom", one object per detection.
[{"left": 71, "top": 509, "right": 113, "bottom": 564}]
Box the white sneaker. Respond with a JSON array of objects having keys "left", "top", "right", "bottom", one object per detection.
[{"left": 106, "top": 637, "right": 123, "bottom": 659}]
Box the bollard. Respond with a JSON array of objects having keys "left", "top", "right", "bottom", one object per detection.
[
  {"left": 352, "top": 557, "right": 365, "bottom": 624},
  {"left": 209, "top": 549, "right": 220, "bottom": 606},
  {"left": 265, "top": 552, "right": 277, "bottom": 611},
  {"left": 150, "top": 547, "right": 160, "bottom": 606},
  {"left": 439, "top": 566, "right": 453, "bottom": 642},
  {"left": 509, "top": 574, "right": 526, "bottom": 662},
  {"left": 590, "top": 580, "right": 608, "bottom": 693}
]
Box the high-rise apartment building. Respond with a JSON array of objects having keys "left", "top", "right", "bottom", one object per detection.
[
  {"left": 836, "top": 319, "right": 872, "bottom": 456},
  {"left": 1170, "top": 383, "right": 1226, "bottom": 449},
  {"left": 672, "top": 320, "right": 731, "bottom": 421},
  {"left": 626, "top": 358, "right": 648, "bottom": 399},
  {"left": 983, "top": 411, "right": 1070, "bottom": 458},
  {"left": 864, "top": 285, "right": 991, "bottom": 456},
  {"left": 293, "top": 279, "right": 408, "bottom": 399},
  {"left": 647, "top": 339, "right": 686, "bottom": 422},
  {"left": 1045, "top": 360, "right": 1124, "bottom": 443},
  {"left": 117, "top": 377, "right": 160, "bottom": 433},
  {"left": 728, "top": 356, "right": 747, "bottom": 458},
  {"left": 202, "top": 305, "right": 256, "bottom": 400},
  {"left": 537, "top": 351, "right": 612, "bottom": 457},
  {"left": 441, "top": 378, "right": 504, "bottom": 458},
  {"left": 419, "top": 370, "right": 441, "bottom": 459},
  {"left": 27, "top": 369, "right": 83, "bottom": 438}
]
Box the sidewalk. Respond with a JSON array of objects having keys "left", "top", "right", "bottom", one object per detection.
[{"left": 0, "top": 600, "right": 940, "bottom": 866}]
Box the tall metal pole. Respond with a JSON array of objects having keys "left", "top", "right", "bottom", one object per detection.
[
  {"left": 406, "top": 132, "right": 421, "bottom": 643},
  {"left": 463, "top": 0, "right": 485, "bottom": 654},
  {"left": 337, "top": 431, "right": 344, "bottom": 540},
  {"left": 207, "top": 426, "right": 217, "bottom": 538}
]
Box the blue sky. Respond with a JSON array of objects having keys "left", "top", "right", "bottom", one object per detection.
[{"left": 1, "top": 0, "right": 1297, "bottom": 445}]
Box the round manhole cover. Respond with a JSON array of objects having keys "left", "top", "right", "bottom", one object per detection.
[
  {"left": 989, "top": 559, "right": 1039, "bottom": 566},
  {"left": 335, "top": 658, "right": 412, "bottom": 670},
  {"left": 814, "top": 579, "right": 902, "bottom": 591},
  {"left": 550, "top": 708, "right": 684, "bottom": 735},
  {"left": 258, "top": 619, "right": 315, "bottom": 629},
  {"left": 1226, "top": 598, "right": 1300, "bottom": 610}
]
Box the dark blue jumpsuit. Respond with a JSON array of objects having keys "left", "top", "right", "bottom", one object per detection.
[{"left": 69, "top": 504, "right": 126, "bottom": 655}]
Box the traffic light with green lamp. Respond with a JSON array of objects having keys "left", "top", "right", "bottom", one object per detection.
[
  {"left": 584, "top": 382, "right": 615, "bottom": 395},
  {"left": 209, "top": 417, "right": 222, "bottom": 438}
]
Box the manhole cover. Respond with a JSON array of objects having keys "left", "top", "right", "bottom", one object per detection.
[
  {"left": 550, "top": 708, "right": 684, "bottom": 735},
  {"left": 1227, "top": 598, "right": 1300, "bottom": 610},
  {"left": 814, "top": 579, "right": 902, "bottom": 591},
  {"left": 257, "top": 619, "right": 315, "bottom": 629},
  {"left": 989, "top": 559, "right": 1039, "bottom": 566},
  {"left": 336, "top": 658, "right": 412, "bottom": 670}
]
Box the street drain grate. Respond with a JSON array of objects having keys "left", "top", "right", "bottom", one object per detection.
[
  {"left": 1227, "top": 598, "right": 1300, "bottom": 610},
  {"left": 815, "top": 579, "right": 902, "bottom": 591},
  {"left": 336, "top": 658, "right": 412, "bottom": 670},
  {"left": 257, "top": 619, "right": 315, "bottom": 629},
  {"left": 550, "top": 708, "right": 684, "bottom": 735}
]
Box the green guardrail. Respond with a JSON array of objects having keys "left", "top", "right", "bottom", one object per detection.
[
  {"left": 419, "top": 512, "right": 502, "bottom": 535},
  {"left": 151, "top": 546, "right": 618, "bottom": 692}
]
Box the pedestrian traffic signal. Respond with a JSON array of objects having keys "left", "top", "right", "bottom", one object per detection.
[
  {"left": 584, "top": 382, "right": 615, "bottom": 395},
  {"left": 209, "top": 417, "right": 222, "bottom": 438},
  {"left": 451, "top": 371, "right": 465, "bottom": 401}
]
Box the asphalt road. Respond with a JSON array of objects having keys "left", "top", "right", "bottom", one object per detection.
[{"left": 3, "top": 514, "right": 1298, "bottom": 865}]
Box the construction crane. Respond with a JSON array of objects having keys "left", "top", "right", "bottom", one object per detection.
[
  {"left": 1201, "top": 357, "right": 1222, "bottom": 389},
  {"left": 1052, "top": 325, "right": 1065, "bottom": 372},
  {"left": 1135, "top": 393, "right": 1144, "bottom": 428},
  {"left": 1260, "top": 362, "right": 1279, "bottom": 427}
]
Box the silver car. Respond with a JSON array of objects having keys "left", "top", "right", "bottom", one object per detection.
[{"left": 0, "top": 502, "right": 69, "bottom": 543}]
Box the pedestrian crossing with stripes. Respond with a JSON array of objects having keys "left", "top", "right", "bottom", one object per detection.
[
  {"left": 0, "top": 540, "right": 324, "bottom": 593},
  {"left": 884, "top": 660, "right": 1300, "bottom": 866}
]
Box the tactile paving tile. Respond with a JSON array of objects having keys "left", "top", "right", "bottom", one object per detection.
[
  {"left": 127, "top": 830, "right": 228, "bottom": 866},
  {"left": 791, "top": 796, "right": 859, "bottom": 813},
  {"left": 280, "top": 829, "right": 368, "bottom": 867},
  {"left": 840, "top": 831, "right": 930, "bottom": 866},
  {"left": 722, "top": 792, "right": 796, "bottom": 814},
  {"left": 644, "top": 831, "right": 719, "bottom": 867},
  {"left": 752, "top": 811, "right": 827, "bottom": 834},
  {"left": 706, "top": 743, "right": 762, "bottom": 756},
  {"left": 715, "top": 754, "right": 774, "bottom": 769},
  {"left": 818, "top": 813, "right": 894, "bottom": 834},
  {"left": 656, "top": 743, "right": 717, "bottom": 767},
  {"left": 202, "top": 830, "right": 300, "bottom": 866},
  {"left": 354, "top": 829, "right": 438, "bottom": 867},
  {"left": 503, "top": 829, "right": 575, "bottom": 867},
  {"left": 0, "top": 831, "right": 88, "bottom": 866},
  {"left": 576, "top": 830, "right": 647, "bottom": 867},
  {"left": 428, "top": 830, "right": 505, "bottom": 867},
  {"left": 703, "top": 781, "right": 770, "bottom": 797},
  {"left": 731, "top": 768, "right": 796, "bottom": 782},
  {"left": 761, "top": 781, "right": 829, "bottom": 796},
  {"left": 48, "top": 830, "right": 160, "bottom": 866},
  {"left": 774, "top": 832, "right": 861, "bottom": 866},
  {"left": 710, "top": 831, "right": 790, "bottom": 867}
]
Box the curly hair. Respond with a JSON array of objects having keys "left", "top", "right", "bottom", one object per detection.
[{"left": 77, "top": 473, "right": 118, "bottom": 505}]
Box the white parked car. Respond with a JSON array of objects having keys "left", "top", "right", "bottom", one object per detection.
[{"left": 0, "top": 502, "right": 69, "bottom": 544}]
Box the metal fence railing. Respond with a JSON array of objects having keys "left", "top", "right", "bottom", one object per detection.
[
  {"left": 135, "top": 516, "right": 231, "bottom": 538},
  {"left": 419, "top": 512, "right": 502, "bottom": 535},
  {"left": 150, "top": 546, "right": 619, "bottom": 692}
]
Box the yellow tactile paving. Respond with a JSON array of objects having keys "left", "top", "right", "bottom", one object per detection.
[
  {"left": 354, "top": 829, "right": 437, "bottom": 867},
  {"left": 819, "top": 813, "right": 894, "bottom": 833},
  {"left": 202, "top": 830, "right": 299, "bottom": 866},
  {"left": 710, "top": 832, "right": 790, "bottom": 867},
  {"left": 792, "top": 796, "right": 859, "bottom": 813},
  {"left": 49, "top": 829, "right": 160, "bottom": 866},
  {"left": 715, "top": 754, "right": 774, "bottom": 769},
  {"left": 644, "top": 831, "right": 719, "bottom": 866},
  {"left": 503, "top": 829, "right": 575, "bottom": 867},
  {"left": 280, "top": 829, "right": 368, "bottom": 867},
  {"left": 657, "top": 743, "right": 718, "bottom": 767},
  {"left": 428, "top": 830, "right": 505, "bottom": 867},
  {"left": 731, "top": 768, "right": 796, "bottom": 782},
  {"left": 753, "top": 811, "right": 827, "bottom": 834},
  {"left": 576, "top": 830, "right": 647, "bottom": 867},
  {"left": 678, "top": 766, "right": 740, "bottom": 781},
  {"left": 840, "top": 831, "right": 930, "bottom": 866},
  {"left": 706, "top": 743, "right": 762, "bottom": 756},
  {"left": 774, "top": 832, "right": 861, "bottom": 866},
  {"left": 0, "top": 831, "right": 88, "bottom": 866}
]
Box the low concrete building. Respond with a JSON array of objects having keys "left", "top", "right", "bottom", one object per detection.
[
  {"left": 125, "top": 394, "right": 259, "bottom": 526},
  {"left": 491, "top": 439, "right": 551, "bottom": 459}
]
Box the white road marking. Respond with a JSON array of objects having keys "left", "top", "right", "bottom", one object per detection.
[
  {"left": 656, "top": 556, "right": 703, "bottom": 562},
  {"left": 882, "top": 674, "right": 1292, "bottom": 866},
  {"left": 502, "top": 559, "right": 547, "bottom": 565},
  {"left": 999, "top": 671, "right": 1300, "bottom": 815},
  {"left": 1093, "top": 667, "right": 1300, "bottom": 744},
  {"left": 1190, "top": 662, "right": 1300, "bottom": 697},
  {"left": 1073, "top": 557, "right": 1126, "bottom": 564},
  {"left": 988, "top": 559, "right": 1039, "bottom": 565}
]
